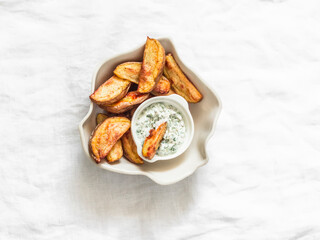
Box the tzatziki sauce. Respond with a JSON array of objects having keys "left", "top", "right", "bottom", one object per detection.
[{"left": 135, "top": 102, "right": 186, "bottom": 156}]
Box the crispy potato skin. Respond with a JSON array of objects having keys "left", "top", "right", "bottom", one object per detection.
[
  {"left": 89, "top": 117, "right": 130, "bottom": 163},
  {"left": 96, "top": 113, "right": 108, "bottom": 125},
  {"left": 121, "top": 130, "right": 144, "bottom": 164},
  {"left": 96, "top": 113, "right": 123, "bottom": 163},
  {"left": 164, "top": 54, "right": 202, "bottom": 103},
  {"left": 142, "top": 122, "right": 167, "bottom": 160},
  {"left": 104, "top": 91, "right": 149, "bottom": 114},
  {"left": 151, "top": 76, "right": 171, "bottom": 96},
  {"left": 114, "top": 62, "right": 141, "bottom": 84},
  {"left": 106, "top": 140, "right": 123, "bottom": 163},
  {"left": 114, "top": 62, "right": 170, "bottom": 96},
  {"left": 90, "top": 75, "right": 131, "bottom": 106},
  {"left": 137, "top": 37, "right": 165, "bottom": 93}
]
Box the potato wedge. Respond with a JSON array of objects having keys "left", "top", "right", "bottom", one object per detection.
[
  {"left": 164, "top": 54, "right": 202, "bottom": 103},
  {"left": 96, "top": 113, "right": 123, "bottom": 162},
  {"left": 89, "top": 117, "right": 130, "bottom": 163},
  {"left": 121, "top": 130, "right": 144, "bottom": 164},
  {"left": 142, "top": 122, "right": 167, "bottom": 160},
  {"left": 106, "top": 140, "right": 123, "bottom": 163},
  {"left": 96, "top": 113, "right": 108, "bottom": 125},
  {"left": 90, "top": 75, "right": 131, "bottom": 106},
  {"left": 137, "top": 37, "right": 165, "bottom": 93},
  {"left": 114, "top": 62, "right": 141, "bottom": 84},
  {"left": 104, "top": 91, "right": 149, "bottom": 114},
  {"left": 151, "top": 76, "right": 171, "bottom": 95},
  {"left": 114, "top": 61, "right": 171, "bottom": 96}
]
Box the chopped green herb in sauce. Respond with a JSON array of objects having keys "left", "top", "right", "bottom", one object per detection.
[{"left": 135, "top": 102, "right": 186, "bottom": 156}]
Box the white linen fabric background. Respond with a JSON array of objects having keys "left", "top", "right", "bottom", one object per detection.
[{"left": 1, "top": 0, "right": 320, "bottom": 239}]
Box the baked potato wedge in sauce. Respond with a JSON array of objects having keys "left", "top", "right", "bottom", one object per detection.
[
  {"left": 90, "top": 75, "right": 131, "bottom": 106},
  {"left": 89, "top": 117, "right": 130, "bottom": 163},
  {"left": 164, "top": 54, "right": 202, "bottom": 103},
  {"left": 137, "top": 37, "right": 165, "bottom": 93},
  {"left": 142, "top": 122, "right": 167, "bottom": 160}
]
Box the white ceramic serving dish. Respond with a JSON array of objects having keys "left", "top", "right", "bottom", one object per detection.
[
  {"left": 79, "top": 38, "right": 222, "bottom": 185},
  {"left": 131, "top": 94, "right": 194, "bottom": 163}
]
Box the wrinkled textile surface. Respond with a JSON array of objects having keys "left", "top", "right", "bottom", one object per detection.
[{"left": 1, "top": 0, "right": 320, "bottom": 239}]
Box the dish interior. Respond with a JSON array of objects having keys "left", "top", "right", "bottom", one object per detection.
[{"left": 79, "top": 38, "right": 221, "bottom": 184}]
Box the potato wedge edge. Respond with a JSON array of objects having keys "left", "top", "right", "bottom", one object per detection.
[
  {"left": 137, "top": 37, "right": 165, "bottom": 93},
  {"left": 122, "top": 130, "right": 144, "bottom": 164},
  {"left": 104, "top": 91, "right": 149, "bottom": 114},
  {"left": 90, "top": 75, "right": 131, "bottom": 106},
  {"left": 164, "top": 54, "right": 202, "bottom": 103},
  {"left": 142, "top": 122, "right": 167, "bottom": 160},
  {"left": 89, "top": 117, "right": 130, "bottom": 163}
]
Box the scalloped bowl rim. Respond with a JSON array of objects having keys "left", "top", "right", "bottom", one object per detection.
[{"left": 78, "top": 38, "right": 222, "bottom": 185}]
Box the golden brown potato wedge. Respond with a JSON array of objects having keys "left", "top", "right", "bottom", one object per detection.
[
  {"left": 122, "top": 130, "right": 144, "bottom": 164},
  {"left": 164, "top": 54, "right": 202, "bottom": 103},
  {"left": 89, "top": 117, "right": 130, "bottom": 163},
  {"left": 114, "top": 62, "right": 141, "bottom": 84},
  {"left": 142, "top": 122, "right": 167, "bottom": 160},
  {"left": 96, "top": 113, "right": 108, "bottom": 125},
  {"left": 96, "top": 113, "right": 123, "bottom": 162},
  {"left": 151, "top": 76, "right": 171, "bottom": 95},
  {"left": 114, "top": 61, "right": 171, "bottom": 96},
  {"left": 104, "top": 91, "right": 149, "bottom": 114},
  {"left": 137, "top": 37, "right": 165, "bottom": 93},
  {"left": 106, "top": 140, "right": 123, "bottom": 163},
  {"left": 90, "top": 75, "right": 131, "bottom": 106}
]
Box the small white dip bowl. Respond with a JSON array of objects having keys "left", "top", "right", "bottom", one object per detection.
[{"left": 131, "top": 94, "right": 195, "bottom": 163}]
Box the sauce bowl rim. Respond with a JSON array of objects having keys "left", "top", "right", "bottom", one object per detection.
[{"left": 131, "top": 94, "right": 195, "bottom": 163}]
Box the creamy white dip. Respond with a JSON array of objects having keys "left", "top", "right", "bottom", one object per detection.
[{"left": 135, "top": 102, "right": 186, "bottom": 156}]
